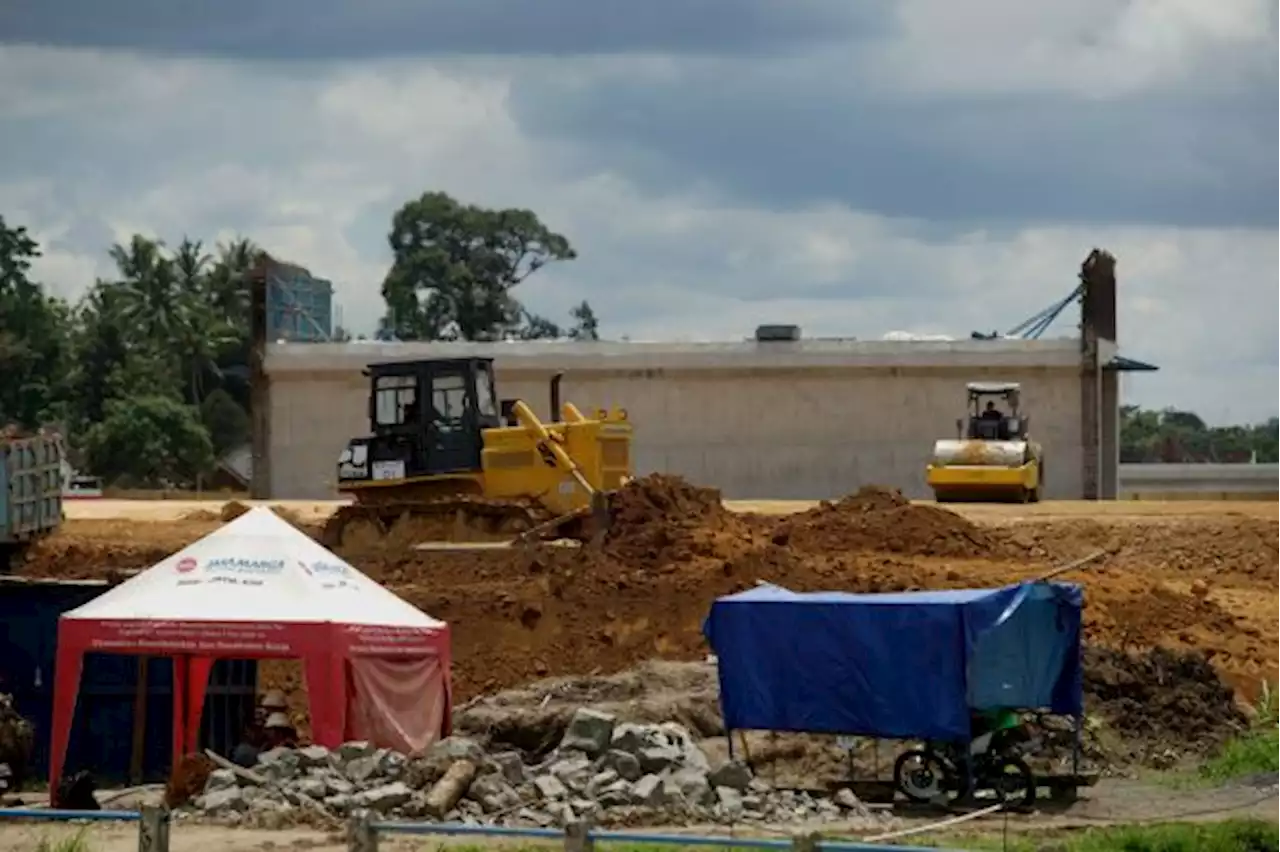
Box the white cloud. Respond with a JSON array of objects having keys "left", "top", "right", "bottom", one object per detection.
[
  {"left": 867, "top": 0, "right": 1276, "bottom": 98},
  {"left": 0, "top": 44, "right": 1275, "bottom": 423}
]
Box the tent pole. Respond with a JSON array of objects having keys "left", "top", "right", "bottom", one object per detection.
[{"left": 129, "top": 657, "right": 149, "bottom": 784}]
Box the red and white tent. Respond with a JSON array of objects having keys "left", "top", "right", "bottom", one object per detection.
[{"left": 49, "top": 507, "right": 451, "bottom": 791}]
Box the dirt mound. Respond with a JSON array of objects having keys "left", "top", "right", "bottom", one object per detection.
[
  {"left": 1084, "top": 646, "right": 1248, "bottom": 766},
  {"left": 604, "top": 474, "right": 760, "bottom": 569},
  {"left": 164, "top": 752, "right": 214, "bottom": 807},
  {"left": 220, "top": 500, "right": 250, "bottom": 521},
  {"left": 180, "top": 508, "right": 220, "bottom": 521},
  {"left": 771, "top": 486, "right": 1018, "bottom": 558}
]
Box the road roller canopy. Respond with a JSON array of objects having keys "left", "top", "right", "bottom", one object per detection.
[
  {"left": 966, "top": 381, "right": 1021, "bottom": 395},
  {"left": 703, "top": 581, "right": 1083, "bottom": 741}
]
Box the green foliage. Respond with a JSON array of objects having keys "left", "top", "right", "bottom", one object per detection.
[
  {"left": 380, "top": 190, "right": 590, "bottom": 341},
  {"left": 200, "top": 388, "right": 251, "bottom": 457},
  {"left": 0, "top": 219, "right": 258, "bottom": 486},
  {"left": 0, "top": 216, "right": 73, "bottom": 428},
  {"left": 1121, "top": 405, "right": 1278, "bottom": 463},
  {"left": 1198, "top": 726, "right": 1280, "bottom": 783},
  {"left": 84, "top": 396, "right": 215, "bottom": 487}
]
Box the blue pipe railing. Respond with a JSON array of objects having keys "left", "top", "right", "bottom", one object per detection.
[
  {"left": 0, "top": 807, "right": 140, "bottom": 821},
  {"left": 370, "top": 820, "right": 956, "bottom": 852}
]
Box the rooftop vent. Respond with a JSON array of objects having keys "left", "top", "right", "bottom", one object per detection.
[{"left": 755, "top": 324, "right": 801, "bottom": 342}]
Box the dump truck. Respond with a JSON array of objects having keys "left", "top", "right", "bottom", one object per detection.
[
  {"left": 322, "top": 357, "right": 633, "bottom": 548},
  {"left": 926, "top": 382, "right": 1044, "bottom": 503},
  {"left": 0, "top": 431, "right": 66, "bottom": 572}
]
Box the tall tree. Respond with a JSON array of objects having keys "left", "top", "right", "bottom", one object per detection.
[
  {"left": 0, "top": 216, "right": 71, "bottom": 429},
  {"left": 568, "top": 300, "right": 600, "bottom": 341},
  {"left": 380, "top": 191, "right": 583, "bottom": 341}
]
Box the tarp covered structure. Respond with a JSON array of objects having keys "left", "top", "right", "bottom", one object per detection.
[
  {"left": 49, "top": 508, "right": 451, "bottom": 792},
  {"left": 703, "top": 582, "right": 1082, "bottom": 741}
]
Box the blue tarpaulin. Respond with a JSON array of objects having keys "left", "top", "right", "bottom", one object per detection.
[{"left": 702, "top": 582, "right": 1083, "bottom": 741}]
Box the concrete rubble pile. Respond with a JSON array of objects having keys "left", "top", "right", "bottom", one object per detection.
[{"left": 190, "top": 708, "right": 894, "bottom": 831}]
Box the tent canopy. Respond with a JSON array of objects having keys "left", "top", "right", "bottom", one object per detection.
[
  {"left": 703, "top": 581, "right": 1082, "bottom": 741},
  {"left": 62, "top": 507, "right": 445, "bottom": 627},
  {"left": 50, "top": 508, "right": 451, "bottom": 794}
]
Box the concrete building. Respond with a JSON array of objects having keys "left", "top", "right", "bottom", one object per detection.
[{"left": 257, "top": 336, "right": 1136, "bottom": 501}]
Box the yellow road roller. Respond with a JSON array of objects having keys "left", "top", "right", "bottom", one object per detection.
[{"left": 926, "top": 382, "right": 1044, "bottom": 503}]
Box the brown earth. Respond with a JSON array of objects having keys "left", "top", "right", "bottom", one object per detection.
[{"left": 13, "top": 476, "right": 1280, "bottom": 764}]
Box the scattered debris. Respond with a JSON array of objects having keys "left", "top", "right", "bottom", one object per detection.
[{"left": 188, "top": 713, "right": 897, "bottom": 832}]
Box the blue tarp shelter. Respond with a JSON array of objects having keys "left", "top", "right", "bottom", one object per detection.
[{"left": 703, "top": 581, "right": 1083, "bottom": 742}]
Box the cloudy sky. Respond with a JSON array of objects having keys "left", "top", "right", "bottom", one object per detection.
[{"left": 2, "top": 0, "right": 1276, "bottom": 422}]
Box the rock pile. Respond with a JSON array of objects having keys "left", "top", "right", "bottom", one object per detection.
[{"left": 192, "top": 708, "right": 893, "bottom": 831}]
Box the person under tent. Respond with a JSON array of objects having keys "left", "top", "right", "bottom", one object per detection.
[{"left": 231, "top": 689, "right": 290, "bottom": 767}]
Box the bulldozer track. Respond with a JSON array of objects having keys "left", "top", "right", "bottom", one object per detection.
[{"left": 320, "top": 495, "right": 559, "bottom": 549}]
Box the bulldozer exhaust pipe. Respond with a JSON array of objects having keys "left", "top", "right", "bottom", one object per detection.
[{"left": 550, "top": 372, "right": 564, "bottom": 419}]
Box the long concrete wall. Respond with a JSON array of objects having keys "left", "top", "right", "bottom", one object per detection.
[
  {"left": 262, "top": 339, "right": 1097, "bottom": 501},
  {"left": 1119, "top": 463, "right": 1279, "bottom": 500}
]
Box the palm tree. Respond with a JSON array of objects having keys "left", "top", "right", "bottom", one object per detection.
[
  {"left": 205, "top": 237, "right": 260, "bottom": 328},
  {"left": 110, "top": 235, "right": 187, "bottom": 347}
]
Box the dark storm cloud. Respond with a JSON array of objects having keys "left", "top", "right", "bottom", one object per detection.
[
  {"left": 510, "top": 72, "right": 1279, "bottom": 230},
  {"left": 0, "top": 0, "right": 888, "bottom": 58}
]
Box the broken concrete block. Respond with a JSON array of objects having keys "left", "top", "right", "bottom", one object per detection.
[
  {"left": 560, "top": 708, "right": 617, "bottom": 757},
  {"left": 532, "top": 774, "right": 568, "bottom": 801},
  {"left": 354, "top": 781, "right": 413, "bottom": 811},
  {"left": 630, "top": 773, "right": 665, "bottom": 807},
  {"left": 708, "top": 761, "right": 752, "bottom": 790}
]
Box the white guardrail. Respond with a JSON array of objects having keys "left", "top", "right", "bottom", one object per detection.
[{"left": 1118, "top": 463, "right": 1279, "bottom": 498}]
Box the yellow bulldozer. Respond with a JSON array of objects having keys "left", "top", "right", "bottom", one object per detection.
[
  {"left": 925, "top": 382, "right": 1044, "bottom": 503},
  {"left": 322, "top": 357, "right": 633, "bottom": 548}
]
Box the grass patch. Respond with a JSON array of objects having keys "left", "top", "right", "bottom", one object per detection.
[
  {"left": 1198, "top": 725, "right": 1279, "bottom": 783},
  {"left": 1037, "top": 819, "right": 1277, "bottom": 852},
  {"left": 909, "top": 819, "right": 1278, "bottom": 851},
  {"left": 31, "top": 830, "right": 90, "bottom": 852}
]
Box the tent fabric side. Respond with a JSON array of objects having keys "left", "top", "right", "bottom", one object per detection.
[
  {"left": 703, "top": 582, "right": 1082, "bottom": 742},
  {"left": 48, "top": 619, "right": 345, "bottom": 795},
  {"left": 49, "top": 617, "right": 453, "bottom": 792},
  {"left": 966, "top": 583, "right": 1083, "bottom": 715}
]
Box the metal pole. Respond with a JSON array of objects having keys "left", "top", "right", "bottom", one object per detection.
[
  {"left": 348, "top": 811, "right": 378, "bottom": 852},
  {"left": 137, "top": 806, "right": 170, "bottom": 852},
  {"left": 564, "top": 820, "right": 594, "bottom": 852}
]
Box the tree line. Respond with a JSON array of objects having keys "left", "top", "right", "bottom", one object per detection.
[
  {"left": 0, "top": 192, "right": 596, "bottom": 486},
  {"left": 1121, "top": 406, "right": 1278, "bottom": 464}
]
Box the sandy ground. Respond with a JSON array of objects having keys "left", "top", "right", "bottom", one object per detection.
[{"left": 62, "top": 498, "right": 1280, "bottom": 523}]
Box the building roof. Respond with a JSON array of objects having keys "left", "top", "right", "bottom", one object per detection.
[
  {"left": 1105, "top": 355, "right": 1159, "bottom": 372},
  {"left": 266, "top": 337, "right": 1093, "bottom": 375}
]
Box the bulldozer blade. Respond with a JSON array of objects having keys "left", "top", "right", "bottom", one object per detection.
[
  {"left": 412, "top": 539, "right": 581, "bottom": 552},
  {"left": 588, "top": 490, "right": 611, "bottom": 548}
]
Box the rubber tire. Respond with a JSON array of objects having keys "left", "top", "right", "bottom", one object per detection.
[
  {"left": 990, "top": 756, "right": 1037, "bottom": 811},
  {"left": 893, "top": 749, "right": 953, "bottom": 804}
]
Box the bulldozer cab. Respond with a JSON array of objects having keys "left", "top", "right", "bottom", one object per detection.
[
  {"left": 959, "top": 382, "right": 1028, "bottom": 442},
  {"left": 343, "top": 358, "right": 502, "bottom": 483}
]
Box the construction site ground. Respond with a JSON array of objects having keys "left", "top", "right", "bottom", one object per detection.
[{"left": 9, "top": 483, "right": 1279, "bottom": 845}]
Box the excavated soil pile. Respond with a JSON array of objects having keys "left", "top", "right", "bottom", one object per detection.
[
  {"left": 164, "top": 752, "right": 214, "bottom": 807},
  {"left": 1084, "top": 646, "right": 1248, "bottom": 765},
  {"left": 15, "top": 485, "right": 1279, "bottom": 762},
  {"left": 771, "top": 486, "right": 1020, "bottom": 559},
  {"left": 604, "top": 474, "right": 760, "bottom": 569}
]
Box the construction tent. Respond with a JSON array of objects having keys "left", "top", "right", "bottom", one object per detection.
[
  {"left": 703, "top": 582, "right": 1082, "bottom": 741},
  {"left": 48, "top": 507, "right": 451, "bottom": 792}
]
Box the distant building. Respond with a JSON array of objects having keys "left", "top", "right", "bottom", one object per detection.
[{"left": 264, "top": 259, "right": 333, "bottom": 342}]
